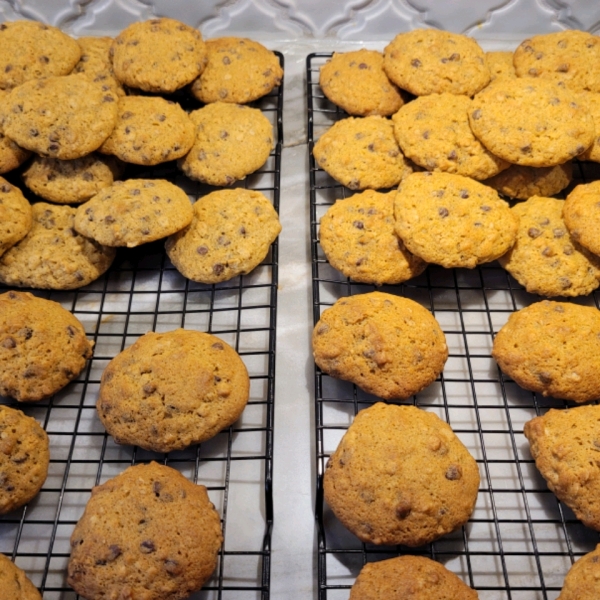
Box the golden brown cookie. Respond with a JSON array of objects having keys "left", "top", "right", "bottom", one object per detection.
[
  {"left": 0, "top": 405, "right": 49, "bottom": 514},
  {"left": 469, "top": 78, "right": 594, "bottom": 167},
  {"left": 313, "top": 116, "right": 408, "bottom": 191},
  {"left": 392, "top": 93, "right": 509, "bottom": 180},
  {"left": 191, "top": 36, "right": 283, "bottom": 104},
  {"left": 394, "top": 172, "right": 518, "bottom": 268},
  {"left": 563, "top": 181, "right": 600, "bottom": 256},
  {"left": 0, "top": 89, "right": 30, "bottom": 174},
  {"left": 312, "top": 292, "right": 448, "bottom": 400},
  {"left": 498, "top": 196, "right": 600, "bottom": 297},
  {"left": 483, "top": 162, "right": 573, "bottom": 200},
  {"left": 178, "top": 102, "right": 273, "bottom": 186},
  {"left": 324, "top": 403, "right": 480, "bottom": 547},
  {"left": 67, "top": 462, "right": 223, "bottom": 600},
  {"left": 557, "top": 544, "right": 600, "bottom": 600},
  {"left": 492, "top": 300, "right": 600, "bottom": 402},
  {"left": 21, "top": 154, "right": 123, "bottom": 204},
  {"left": 524, "top": 406, "right": 600, "bottom": 531},
  {"left": 318, "top": 190, "right": 427, "bottom": 285},
  {"left": 349, "top": 555, "right": 479, "bottom": 600},
  {"left": 0, "top": 553, "right": 42, "bottom": 600},
  {"left": 72, "top": 35, "right": 124, "bottom": 96},
  {"left": 165, "top": 188, "right": 281, "bottom": 284},
  {"left": 97, "top": 329, "right": 250, "bottom": 453},
  {"left": 383, "top": 29, "right": 490, "bottom": 97},
  {"left": 74, "top": 179, "right": 193, "bottom": 248},
  {"left": 319, "top": 49, "right": 404, "bottom": 116},
  {"left": 110, "top": 18, "right": 207, "bottom": 93},
  {"left": 0, "top": 291, "right": 94, "bottom": 401},
  {"left": 576, "top": 91, "right": 600, "bottom": 162},
  {"left": 485, "top": 50, "right": 516, "bottom": 81},
  {"left": 0, "top": 177, "right": 32, "bottom": 258}
]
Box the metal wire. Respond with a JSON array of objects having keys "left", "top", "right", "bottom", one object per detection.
[
  {"left": 0, "top": 52, "right": 283, "bottom": 600},
  {"left": 307, "top": 52, "right": 600, "bottom": 600}
]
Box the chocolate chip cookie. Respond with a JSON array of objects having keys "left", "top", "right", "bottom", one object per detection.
[
  {"left": 0, "top": 177, "right": 32, "bottom": 258},
  {"left": 557, "top": 544, "right": 600, "bottom": 600},
  {"left": 0, "top": 553, "right": 42, "bottom": 599}
]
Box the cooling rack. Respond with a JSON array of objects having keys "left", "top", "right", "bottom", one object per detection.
[
  {"left": 0, "top": 52, "right": 283, "bottom": 600},
  {"left": 307, "top": 52, "right": 600, "bottom": 600}
]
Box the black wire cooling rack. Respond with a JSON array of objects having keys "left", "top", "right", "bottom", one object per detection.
[
  {"left": 0, "top": 52, "right": 283, "bottom": 600},
  {"left": 307, "top": 52, "right": 600, "bottom": 600}
]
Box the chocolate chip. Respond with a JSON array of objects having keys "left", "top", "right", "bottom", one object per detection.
[
  {"left": 563, "top": 245, "right": 574, "bottom": 255},
  {"left": 103, "top": 95, "right": 115, "bottom": 103},
  {"left": 164, "top": 559, "right": 181, "bottom": 575},
  {"left": 213, "top": 263, "right": 224, "bottom": 275},
  {"left": 225, "top": 175, "right": 235, "bottom": 185},
  {"left": 140, "top": 540, "right": 155, "bottom": 553},
  {"left": 48, "top": 143, "right": 59, "bottom": 153},
  {"left": 196, "top": 246, "right": 208, "bottom": 255},
  {"left": 157, "top": 114, "right": 166, "bottom": 122},
  {"left": 541, "top": 247, "right": 554, "bottom": 257},
  {"left": 411, "top": 58, "right": 421, "bottom": 68},
  {"left": 143, "top": 382, "right": 156, "bottom": 394},
  {"left": 395, "top": 499, "right": 411, "bottom": 519},
  {"left": 553, "top": 228, "right": 565, "bottom": 238},
  {"left": 556, "top": 63, "right": 569, "bottom": 73},
  {"left": 0, "top": 184, "right": 10, "bottom": 193},
  {"left": 358, "top": 62, "right": 368, "bottom": 69},
  {"left": 39, "top": 55, "right": 49, "bottom": 64},
  {"left": 528, "top": 68, "right": 539, "bottom": 76},
  {"left": 153, "top": 481, "right": 161, "bottom": 496},
  {"left": 367, "top": 143, "right": 375, "bottom": 152},
  {"left": 219, "top": 89, "right": 228, "bottom": 99},
  {"left": 316, "top": 324, "right": 329, "bottom": 335},
  {"left": 445, "top": 465, "right": 462, "bottom": 480},
  {"left": 220, "top": 130, "right": 229, "bottom": 139},
  {"left": 21, "top": 328, "right": 33, "bottom": 340},
  {"left": 121, "top": 111, "right": 134, "bottom": 120},
  {"left": 537, "top": 371, "right": 552, "bottom": 384},
  {"left": 422, "top": 130, "right": 430, "bottom": 140},
  {"left": 222, "top": 56, "right": 231, "bottom": 65},
  {"left": 471, "top": 109, "right": 482, "bottom": 120},
  {"left": 1, "top": 337, "right": 16, "bottom": 349},
  {"left": 549, "top": 97, "right": 560, "bottom": 106},
  {"left": 104, "top": 215, "right": 115, "bottom": 224},
  {"left": 347, "top": 179, "right": 360, "bottom": 190},
  {"left": 433, "top": 190, "right": 444, "bottom": 198},
  {"left": 107, "top": 545, "right": 121, "bottom": 561},
  {"left": 521, "top": 144, "right": 532, "bottom": 154},
  {"left": 212, "top": 343, "right": 224, "bottom": 350},
  {"left": 30, "top": 128, "right": 39, "bottom": 137},
  {"left": 353, "top": 220, "right": 364, "bottom": 229},
  {"left": 528, "top": 227, "right": 541, "bottom": 239},
  {"left": 438, "top": 207, "right": 449, "bottom": 218},
  {"left": 66, "top": 325, "right": 77, "bottom": 338},
  {"left": 560, "top": 277, "right": 572, "bottom": 289},
  {"left": 4, "top": 65, "right": 11, "bottom": 72},
  {"left": 82, "top": 172, "right": 94, "bottom": 182},
  {"left": 132, "top": 189, "right": 140, "bottom": 196},
  {"left": 447, "top": 149, "right": 458, "bottom": 161},
  {"left": 239, "top": 226, "right": 246, "bottom": 235}
]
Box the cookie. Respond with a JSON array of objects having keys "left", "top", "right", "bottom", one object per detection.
[
  {"left": 74, "top": 179, "right": 193, "bottom": 248},
  {"left": 0, "top": 20, "right": 81, "bottom": 90},
  {"left": 72, "top": 35, "right": 124, "bottom": 96},
  {"left": 0, "top": 177, "right": 32, "bottom": 258},
  {"left": 178, "top": 102, "right": 273, "bottom": 187},
  {"left": 323, "top": 402, "right": 480, "bottom": 547},
  {"left": 469, "top": 78, "right": 594, "bottom": 167},
  {"left": 191, "top": 36, "right": 283, "bottom": 104},
  {"left": 492, "top": 300, "right": 600, "bottom": 402},
  {"left": 485, "top": 50, "right": 516, "bottom": 81},
  {"left": 0, "top": 291, "right": 94, "bottom": 401},
  {"left": 394, "top": 172, "right": 518, "bottom": 269},
  {"left": 97, "top": 329, "right": 250, "bottom": 453},
  {"left": 563, "top": 181, "right": 600, "bottom": 256},
  {"left": 513, "top": 30, "right": 600, "bottom": 92},
  {"left": 0, "top": 405, "right": 49, "bottom": 514},
  {"left": 349, "top": 555, "right": 479, "bottom": 600},
  {"left": 0, "top": 553, "right": 42, "bottom": 600},
  {"left": 383, "top": 29, "right": 490, "bottom": 97},
  {"left": 575, "top": 91, "right": 600, "bottom": 162},
  {"left": 392, "top": 93, "right": 509, "bottom": 180},
  {"left": 318, "top": 190, "right": 427, "bottom": 285},
  {"left": 557, "top": 544, "right": 600, "bottom": 600},
  {"left": 99, "top": 95, "right": 195, "bottom": 165},
  {"left": 318, "top": 49, "right": 404, "bottom": 117},
  {"left": 312, "top": 291, "right": 447, "bottom": 399},
  {"left": 110, "top": 18, "right": 207, "bottom": 93},
  {"left": 484, "top": 162, "right": 572, "bottom": 200},
  {"left": 313, "top": 116, "right": 408, "bottom": 191},
  {"left": 21, "top": 153, "right": 123, "bottom": 204},
  {"left": 0, "top": 202, "right": 116, "bottom": 290},
  {"left": 498, "top": 195, "right": 600, "bottom": 297},
  {"left": 2, "top": 73, "right": 118, "bottom": 160},
  {"left": 524, "top": 405, "right": 600, "bottom": 531},
  {"left": 165, "top": 188, "right": 281, "bottom": 284},
  {"left": 0, "top": 89, "right": 31, "bottom": 174},
  {"left": 67, "top": 462, "right": 223, "bottom": 600}
]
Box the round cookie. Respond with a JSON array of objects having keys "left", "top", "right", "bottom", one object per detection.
[
  {"left": 576, "top": 91, "right": 600, "bottom": 162},
  {"left": 99, "top": 96, "right": 195, "bottom": 166},
  {"left": 383, "top": 29, "right": 490, "bottom": 97},
  {"left": 323, "top": 402, "right": 480, "bottom": 547},
  {"left": 0, "top": 20, "right": 81, "bottom": 90},
  {"left": 178, "top": 102, "right": 273, "bottom": 187},
  {"left": 313, "top": 116, "right": 408, "bottom": 191},
  {"left": 0, "top": 202, "right": 116, "bottom": 289},
  {"left": 2, "top": 73, "right": 118, "bottom": 160},
  {"left": 191, "top": 36, "right": 283, "bottom": 104},
  {"left": 318, "top": 49, "right": 404, "bottom": 117},
  {"left": 0, "top": 177, "right": 32, "bottom": 258},
  {"left": 165, "top": 188, "right": 281, "bottom": 284},
  {"left": 469, "top": 78, "right": 594, "bottom": 167},
  {"left": 557, "top": 545, "right": 600, "bottom": 600},
  {"left": 485, "top": 50, "right": 516, "bottom": 81},
  {"left": 73, "top": 36, "right": 124, "bottom": 97},
  {"left": 0, "top": 553, "right": 42, "bottom": 600},
  {"left": 0, "top": 405, "right": 49, "bottom": 514},
  {"left": 318, "top": 190, "right": 427, "bottom": 285},
  {"left": 74, "top": 179, "right": 193, "bottom": 248},
  {"left": 0, "top": 291, "right": 94, "bottom": 401},
  {"left": 392, "top": 93, "right": 509, "bottom": 180},
  {"left": 67, "top": 462, "right": 223, "bottom": 600},
  {"left": 563, "top": 181, "right": 600, "bottom": 256},
  {"left": 110, "top": 18, "right": 207, "bottom": 93},
  {"left": 349, "top": 555, "right": 479, "bottom": 600},
  {"left": 484, "top": 162, "right": 572, "bottom": 200},
  {"left": 394, "top": 172, "right": 518, "bottom": 269},
  {"left": 513, "top": 30, "right": 600, "bottom": 92},
  {"left": 312, "top": 291, "right": 448, "bottom": 399},
  {"left": 498, "top": 195, "right": 600, "bottom": 297},
  {"left": 21, "top": 153, "right": 123, "bottom": 204},
  {"left": 492, "top": 300, "right": 600, "bottom": 402},
  {"left": 0, "top": 90, "right": 31, "bottom": 174},
  {"left": 524, "top": 405, "right": 600, "bottom": 531},
  {"left": 97, "top": 329, "right": 250, "bottom": 453}
]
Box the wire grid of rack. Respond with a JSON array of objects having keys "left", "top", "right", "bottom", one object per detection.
[
  {"left": 307, "top": 51, "right": 600, "bottom": 600},
  {"left": 0, "top": 52, "right": 283, "bottom": 600}
]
